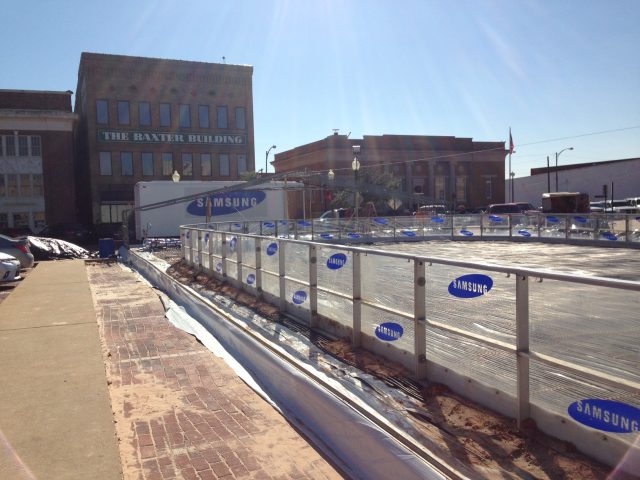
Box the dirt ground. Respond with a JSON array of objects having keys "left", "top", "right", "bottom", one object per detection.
[{"left": 165, "top": 258, "right": 638, "bottom": 480}]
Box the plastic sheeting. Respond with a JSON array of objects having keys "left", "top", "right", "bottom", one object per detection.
[{"left": 123, "top": 248, "right": 450, "bottom": 480}]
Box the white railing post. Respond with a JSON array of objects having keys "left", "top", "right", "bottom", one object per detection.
[
  {"left": 236, "top": 235, "right": 243, "bottom": 287},
  {"left": 625, "top": 215, "right": 630, "bottom": 242},
  {"left": 180, "top": 228, "right": 186, "bottom": 260},
  {"left": 206, "top": 231, "right": 213, "bottom": 271},
  {"left": 221, "top": 232, "right": 228, "bottom": 280},
  {"left": 255, "top": 237, "right": 263, "bottom": 296},
  {"left": 278, "top": 241, "right": 287, "bottom": 310},
  {"left": 516, "top": 274, "right": 531, "bottom": 428},
  {"left": 352, "top": 252, "right": 362, "bottom": 347},
  {"left": 309, "top": 245, "right": 318, "bottom": 329},
  {"left": 414, "top": 259, "right": 427, "bottom": 379}
]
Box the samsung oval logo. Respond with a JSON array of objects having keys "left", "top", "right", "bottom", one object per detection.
[
  {"left": 292, "top": 290, "right": 307, "bottom": 305},
  {"left": 448, "top": 274, "right": 493, "bottom": 298},
  {"left": 460, "top": 229, "right": 474, "bottom": 237},
  {"left": 229, "top": 236, "right": 238, "bottom": 252},
  {"left": 546, "top": 216, "right": 559, "bottom": 223},
  {"left": 568, "top": 399, "right": 640, "bottom": 433},
  {"left": 204, "top": 233, "right": 210, "bottom": 243},
  {"left": 186, "top": 191, "right": 266, "bottom": 216},
  {"left": 263, "top": 222, "right": 275, "bottom": 228},
  {"left": 298, "top": 220, "right": 311, "bottom": 227},
  {"left": 489, "top": 215, "right": 503, "bottom": 222},
  {"left": 374, "top": 218, "right": 389, "bottom": 225},
  {"left": 375, "top": 322, "right": 404, "bottom": 341},
  {"left": 347, "top": 233, "right": 361, "bottom": 239},
  {"left": 246, "top": 273, "right": 255, "bottom": 285},
  {"left": 431, "top": 216, "right": 444, "bottom": 223},
  {"left": 401, "top": 230, "right": 417, "bottom": 237},
  {"left": 574, "top": 216, "right": 588, "bottom": 224},
  {"left": 320, "top": 233, "right": 334, "bottom": 239},
  {"left": 602, "top": 232, "right": 617, "bottom": 241},
  {"left": 233, "top": 223, "right": 242, "bottom": 229},
  {"left": 215, "top": 262, "right": 222, "bottom": 273},
  {"left": 266, "top": 242, "right": 278, "bottom": 256},
  {"left": 327, "top": 253, "right": 347, "bottom": 270},
  {"left": 186, "top": 231, "right": 191, "bottom": 239},
  {"left": 518, "top": 229, "right": 532, "bottom": 237}
]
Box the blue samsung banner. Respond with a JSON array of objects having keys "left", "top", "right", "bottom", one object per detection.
[
  {"left": 186, "top": 191, "right": 267, "bottom": 216},
  {"left": 448, "top": 274, "right": 493, "bottom": 298},
  {"left": 375, "top": 322, "right": 404, "bottom": 341},
  {"left": 568, "top": 399, "right": 640, "bottom": 433}
]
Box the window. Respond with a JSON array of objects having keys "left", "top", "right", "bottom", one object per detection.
[
  {"left": 32, "top": 174, "right": 43, "bottom": 196},
  {"left": 217, "top": 106, "right": 228, "bottom": 128},
  {"left": 30, "top": 136, "right": 41, "bottom": 156},
  {"left": 117, "top": 101, "right": 130, "bottom": 125},
  {"left": 121, "top": 152, "right": 133, "bottom": 176},
  {"left": 19, "top": 174, "right": 31, "bottom": 197},
  {"left": 0, "top": 213, "right": 7, "bottom": 229},
  {"left": 139, "top": 102, "right": 151, "bottom": 126},
  {"left": 198, "top": 105, "right": 209, "bottom": 128},
  {"left": 7, "top": 174, "right": 17, "bottom": 197},
  {"left": 162, "top": 152, "right": 173, "bottom": 175},
  {"left": 101, "top": 203, "right": 133, "bottom": 223},
  {"left": 235, "top": 107, "right": 246, "bottom": 129},
  {"left": 96, "top": 100, "right": 109, "bottom": 124},
  {"left": 455, "top": 176, "right": 467, "bottom": 202},
  {"left": 237, "top": 154, "right": 247, "bottom": 174},
  {"left": 142, "top": 152, "right": 154, "bottom": 176},
  {"left": 435, "top": 176, "right": 446, "bottom": 202},
  {"left": 179, "top": 104, "right": 191, "bottom": 128},
  {"left": 5, "top": 136, "right": 15, "bottom": 156},
  {"left": 18, "top": 136, "right": 29, "bottom": 156},
  {"left": 485, "top": 178, "right": 493, "bottom": 199},
  {"left": 34, "top": 211, "right": 45, "bottom": 231},
  {"left": 0, "top": 137, "right": 3, "bottom": 156},
  {"left": 160, "top": 103, "right": 171, "bottom": 127},
  {"left": 0, "top": 175, "right": 5, "bottom": 196},
  {"left": 220, "top": 154, "right": 230, "bottom": 176},
  {"left": 100, "top": 152, "right": 112, "bottom": 176},
  {"left": 182, "top": 153, "right": 193, "bottom": 176},
  {"left": 200, "top": 153, "right": 212, "bottom": 176}
]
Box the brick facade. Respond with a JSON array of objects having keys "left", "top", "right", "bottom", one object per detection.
[
  {"left": 75, "top": 53, "right": 254, "bottom": 228},
  {"left": 0, "top": 90, "right": 77, "bottom": 233},
  {"left": 273, "top": 133, "right": 506, "bottom": 217}
]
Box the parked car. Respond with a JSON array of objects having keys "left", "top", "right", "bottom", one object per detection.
[
  {"left": 0, "top": 252, "right": 21, "bottom": 282},
  {"left": 486, "top": 203, "right": 523, "bottom": 214},
  {"left": 39, "top": 223, "right": 93, "bottom": 245},
  {"left": 318, "top": 208, "right": 349, "bottom": 221},
  {"left": 0, "top": 234, "right": 35, "bottom": 269}
]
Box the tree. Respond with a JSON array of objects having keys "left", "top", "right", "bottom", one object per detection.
[{"left": 330, "top": 167, "right": 403, "bottom": 215}]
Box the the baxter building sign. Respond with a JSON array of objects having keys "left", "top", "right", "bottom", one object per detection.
[{"left": 98, "top": 130, "right": 246, "bottom": 145}]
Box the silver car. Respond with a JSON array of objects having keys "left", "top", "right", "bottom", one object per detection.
[
  {"left": 0, "top": 234, "right": 35, "bottom": 269},
  {"left": 0, "top": 252, "right": 21, "bottom": 282}
]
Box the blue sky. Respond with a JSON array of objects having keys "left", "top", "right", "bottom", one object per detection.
[{"left": 2, "top": 0, "right": 639, "bottom": 176}]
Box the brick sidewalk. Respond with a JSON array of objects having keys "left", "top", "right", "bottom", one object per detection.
[{"left": 87, "top": 262, "right": 343, "bottom": 480}]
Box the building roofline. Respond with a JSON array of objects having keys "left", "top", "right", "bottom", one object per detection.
[
  {"left": 530, "top": 157, "right": 640, "bottom": 175},
  {"left": 0, "top": 89, "right": 73, "bottom": 95},
  {"left": 79, "top": 52, "right": 253, "bottom": 70}
]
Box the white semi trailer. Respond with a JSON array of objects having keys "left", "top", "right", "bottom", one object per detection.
[{"left": 134, "top": 180, "right": 296, "bottom": 239}]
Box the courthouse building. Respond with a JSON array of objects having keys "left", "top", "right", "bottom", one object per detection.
[
  {"left": 75, "top": 53, "right": 254, "bottom": 229},
  {"left": 272, "top": 132, "right": 506, "bottom": 217},
  {"left": 0, "top": 90, "right": 77, "bottom": 233}
]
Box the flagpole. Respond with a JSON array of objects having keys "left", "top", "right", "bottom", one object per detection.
[{"left": 508, "top": 128, "right": 512, "bottom": 202}]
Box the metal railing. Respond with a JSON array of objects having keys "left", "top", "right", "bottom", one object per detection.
[
  {"left": 186, "top": 212, "right": 640, "bottom": 246},
  {"left": 180, "top": 224, "right": 640, "bottom": 435}
]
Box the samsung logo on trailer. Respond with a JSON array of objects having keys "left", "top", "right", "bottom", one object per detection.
[
  {"left": 292, "top": 290, "right": 307, "bottom": 304},
  {"left": 568, "top": 399, "right": 640, "bottom": 433},
  {"left": 266, "top": 243, "right": 278, "bottom": 256},
  {"left": 327, "top": 253, "right": 347, "bottom": 270},
  {"left": 375, "top": 322, "right": 404, "bottom": 341},
  {"left": 518, "top": 229, "right": 532, "bottom": 237},
  {"left": 246, "top": 273, "right": 255, "bottom": 285},
  {"left": 186, "top": 191, "right": 266, "bottom": 216},
  {"left": 460, "top": 229, "right": 473, "bottom": 237},
  {"left": 448, "top": 274, "right": 493, "bottom": 298}
]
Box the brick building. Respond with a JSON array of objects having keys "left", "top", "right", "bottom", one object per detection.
[
  {"left": 0, "top": 90, "right": 77, "bottom": 233},
  {"left": 272, "top": 133, "right": 507, "bottom": 217},
  {"left": 75, "top": 53, "right": 254, "bottom": 230}
]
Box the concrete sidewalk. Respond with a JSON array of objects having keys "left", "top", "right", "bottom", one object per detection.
[{"left": 0, "top": 260, "right": 122, "bottom": 480}]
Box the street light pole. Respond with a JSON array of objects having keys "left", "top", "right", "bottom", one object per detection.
[
  {"left": 352, "top": 145, "right": 361, "bottom": 221},
  {"left": 265, "top": 144, "right": 276, "bottom": 174},
  {"left": 554, "top": 147, "right": 574, "bottom": 192}
]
